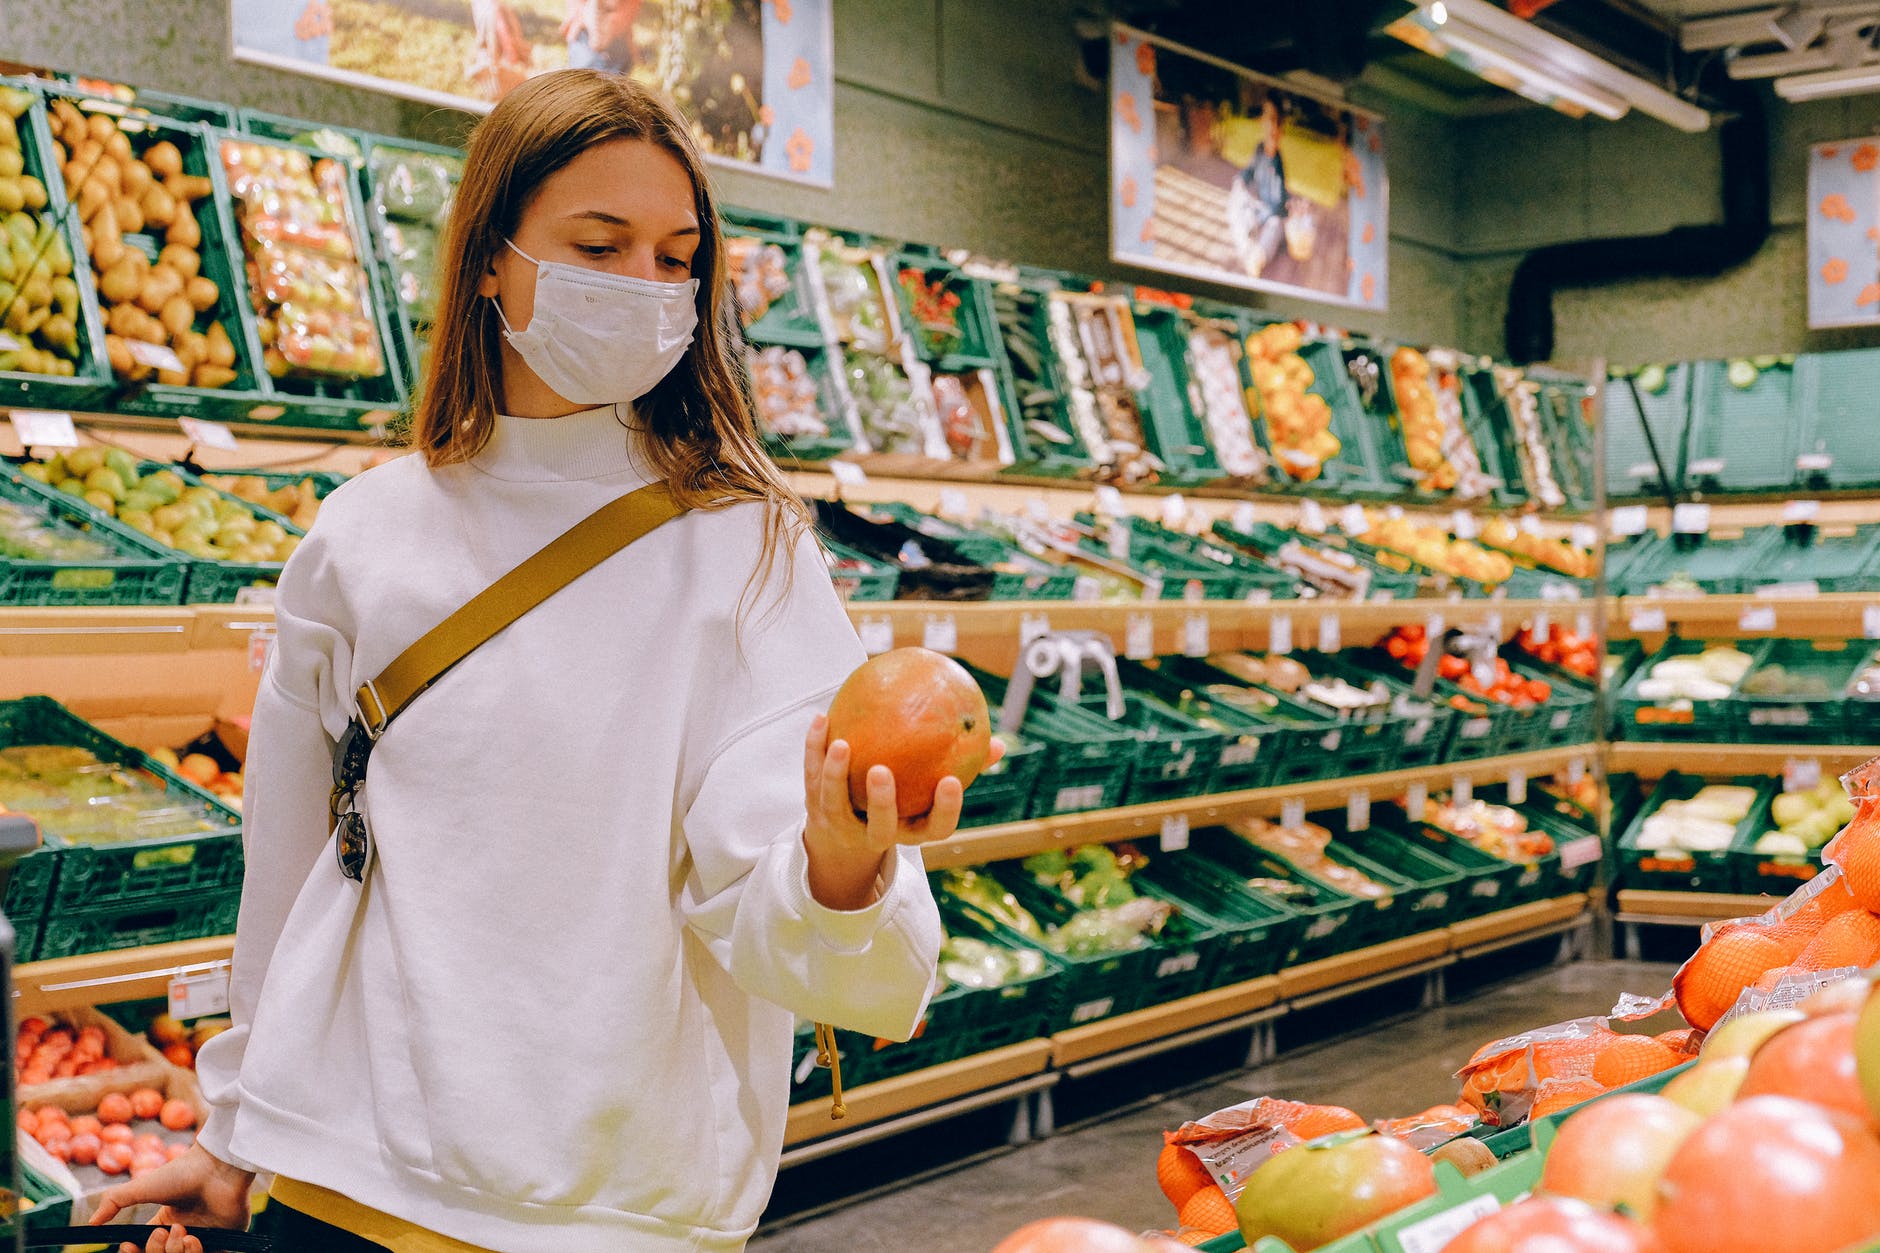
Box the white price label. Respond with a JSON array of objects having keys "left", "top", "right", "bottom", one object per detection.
[
  {"left": 859, "top": 615, "right": 894, "bottom": 655},
  {"left": 1576, "top": 610, "right": 1594, "bottom": 640},
  {"left": 1450, "top": 510, "right": 1478, "bottom": 540},
  {"left": 1627, "top": 462, "right": 1658, "bottom": 480},
  {"left": 1784, "top": 499, "right": 1822, "bottom": 523},
  {"left": 829, "top": 459, "right": 868, "bottom": 488},
  {"left": 1161, "top": 493, "right": 1189, "bottom": 529},
  {"left": 1281, "top": 798, "right": 1306, "bottom": 830},
  {"left": 1299, "top": 499, "right": 1327, "bottom": 534},
  {"left": 1507, "top": 768, "right": 1528, "bottom": 805},
  {"left": 1020, "top": 612, "right": 1051, "bottom": 644},
  {"left": 1453, "top": 775, "right": 1472, "bottom": 806},
  {"left": 1689, "top": 458, "right": 1726, "bottom": 477},
  {"left": 1629, "top": 607, "right": 1668, "bottom": 633},
  {"left": 1107, "top": 521, "right": 1132, "bottom": 560},
  {"left": 1610, "top": 505, "right": 1649, "bottom": 538},
  {"left": 1160, "top": 813, "right": 1190, "bottom": 853},
  {"left": 1570, "top": 523, "right": 1598, "bottom": 550},
  {"left": 1183, "top": 612, "right": 1209, "bottom": 658},
  {"left": 1396, "top": 1196, "right": 1503, "bottom": 1253},
  {"left": 938, "top": 488, "right": 971, "bottom": 518},
  {"left": 1797, "top": 453, "right": 1834, "bottom": 472},
  {"left": 1142, "top": 575, "right": 1164, "bottom": 602},
  {"left": 247, "top": 625, "right": 275, "bottom": 671},
  {"left": 1406, "top": 781, "right": 1428, "bottom": 822},
  {"left": 1126, "top": 612, "right": 1155, "bottom": 660},
  {"left": 0, "top": 332, "right": 18, "bottom": 351},
  {"left": 1073, "top": 576, "right": 1102, "bottom": 602},
  {"left": 1270, "top": 612, "right": 1293, "bottom": 655},
  {"left": 125, "top": 339, "right": 186, "bottom": 374},
  {"left": 1784, "top": 758, "right": 1822, "bottom": 794},
  {"left": 1095, "top": 484, "right": 1127, "bottom": 516},
  {"left": 1739, "top": 604, "right": 1777, "bottom": 633},
  {"left": 922, "top": 613, "right": 957, "bottom": 653},
  {"left": 178, "top": 416, "right": 239, "bottom": 451},
  {"left": 1531, "top": 609, "right": 1550, "bottom": 640},
  {"left": 1340, "top": 503, "right": 1369, "bottom": 536},
  {"left": 1672, "top": 503, "right": 1712, "bottom": 535},
  {"left": 1864, "top": 605, "right": 1880, "bottom": 640},
  {"left": 1567, "top": 756, "right": 1587, "bottom": 785},
  {"left": 1426, "top": 613, "right": 1447, "bottom": 644},
  {"left": 8, "top": 410, "right": 77, "bottom": 448},
  {"left": 1559, "top": 836, "right": 1602, "bottom": 871},
  {"left": 1027, "top": 497, "right": 1051, "bottom": 521},
  {"left": 169, "top": 966, "right": 231, "bottom": 1021},
  {"left": 1317, "top": 613, "right": 1340, "bottom": 653},
  {"left": 1347, "top": 790, "right": 1370, "bottom": 833},
  {"left": 1232, "top": 502, "right": 1258, "bottom": 534},
  {"left": 1519, "top": 515, "right": 1543, "bottom": 536}
]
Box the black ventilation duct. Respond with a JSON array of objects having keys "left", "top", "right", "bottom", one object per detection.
[{"left": 1504, "top": 69, "right": 1769, "bottom": 364}]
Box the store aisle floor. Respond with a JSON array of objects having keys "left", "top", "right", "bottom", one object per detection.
[{"left": 754, "top": 958, "right": 1681, "bottom": 1253}]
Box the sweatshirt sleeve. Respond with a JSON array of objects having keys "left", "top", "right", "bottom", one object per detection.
[
  {"left": 677, "top": 523, "right": 943, "bottom": 1043},
  {"left": 193, "top": 542, "right": 355, "bottom": 1172}
]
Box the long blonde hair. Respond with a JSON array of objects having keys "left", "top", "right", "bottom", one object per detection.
[{"left": 412, "top": 69, "right": 803, "bottom": 589}]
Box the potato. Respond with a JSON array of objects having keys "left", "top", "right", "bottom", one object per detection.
[
  {"left": 113, "top": 193, "right": 143, "bottom": 234},
  {"left": 159, "top": 293, "right": 194, "bottom": 337},
  {"left": 205, "top": 320, "right": 236, "bottom": 368},
  {"left": 140, "top": 184, "right": 176, "bottom": 230},
  {"left": 192, "top": 364, "right": 237, "bottom": 389},
  {"left": 85, "top": 113, "right": 116, "bottom": 145},
  {"left": 86, "top": 157, "right": 121, "bottom": 196},
  {"left": 158, "top": 244, "right": 199, "bottom": 280},
  {"left": 184, "top": 275, "right": 217, "bottom": 312},
  {"left": 144, "top": 141, "right": 182, "bottom": 179},
  {"left": 165, "top": 212, "right": 200, "bottom": 249},
  {"left": 122, "top": 160, "right": 152, "bottom": 198},
  {"left": 104, "top": 332, "right": 135, "bottom": 376}
]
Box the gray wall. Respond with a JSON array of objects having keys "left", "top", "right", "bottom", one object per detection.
[
  {"left": 1452, "top": 93, "right": 1880, "bottom": 364},
  {"left": 3, "top": 0, "right": 1469, "bottom": 347}
]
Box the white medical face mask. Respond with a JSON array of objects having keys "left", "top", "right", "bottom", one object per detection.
[{"left": 493, "top": 240, "right": 700, "bottom": 405}]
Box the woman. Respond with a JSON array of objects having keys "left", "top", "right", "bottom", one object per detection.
[{"left": 92, "top": 69, "right": 983, "bottom": 1253}]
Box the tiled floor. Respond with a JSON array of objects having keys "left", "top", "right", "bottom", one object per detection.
[{"left": 754, "top": 957, "right": 1681, "bottom": 1253}]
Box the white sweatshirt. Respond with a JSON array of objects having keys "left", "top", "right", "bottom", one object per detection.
[{"left": 192, "top": 405, "right": 943, "bottom": 1252}]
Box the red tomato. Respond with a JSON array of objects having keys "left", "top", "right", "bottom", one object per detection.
[
  {"left": 1540, "top": 1095, "right": 1702, "bottom": 1221},
  {"left": 1653, "top": 1095, "right": 1880, "bottom": 1253},
  {"left": 1739, "top": 1013, "right": 1870, "bottom": 1123},
  {"left": 1444, "top": 1196, "right": 1664, "bottom": 1252},
  {"left": 1438, "top": 655, "right": 1468, "bottom": 680},
  {"left": 96, "top": 1142, "right": 133, "bottom": 1175}
]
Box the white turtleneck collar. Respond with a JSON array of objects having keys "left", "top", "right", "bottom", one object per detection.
[{"left": 470, "top": 403, "right": 654, "bottom": 483}]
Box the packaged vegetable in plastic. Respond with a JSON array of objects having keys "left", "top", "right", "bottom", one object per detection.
[
  {"left": 937, "top": 867, "right": 1045, "bottom": 943},
  {"left": 938, "top": 934, "right": 1045, "bottom": 990},
  {"left": 1163, "top": 1098, "right": 1367, "bottom": 1200},
  {"left": 1455, "top": 1014, "right": 1681, "bottom": 1128},
  {"left": 368, "top": 146, "right": 461, "bottom": 225}
]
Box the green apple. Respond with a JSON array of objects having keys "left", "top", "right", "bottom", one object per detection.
[
  {"left": 1702, "top": 1008, "right": 1806, "bottom": 1061},
  {"left": 1857, "top": 976, "right": 1880, "bottom": 1123},
  {"left": 1662, "top": 1056, "right": 1750, "bottom": 1117}
]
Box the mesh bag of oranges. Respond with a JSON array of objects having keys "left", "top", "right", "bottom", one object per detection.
[
  {"left": 1456, "top": 1013, "right": 1690, "bottom": 1127},
  {"left": 1161, "top": 1097, "right": 1367, "bottom": 1204}
]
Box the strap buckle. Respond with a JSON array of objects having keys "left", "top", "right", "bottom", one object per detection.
[{"left": 355, "top": 678, "right": 389, "bottom": 739}]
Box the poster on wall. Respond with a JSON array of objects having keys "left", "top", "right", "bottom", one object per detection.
[
  {"left": 1808, "top": 138, "right": 1880, "bottom": 329},
  {"left": 229, "top": 0, "right": 834, "bottom": 185},
  {"left": 1110, "top": 23, "right": 1388, "bottom": 311}
]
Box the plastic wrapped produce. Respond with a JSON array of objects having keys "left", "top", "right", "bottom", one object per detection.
[{"left": 747, "top": 346, "right": 829, "bottom": 439}]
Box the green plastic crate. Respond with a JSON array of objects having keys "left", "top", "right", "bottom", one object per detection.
[
  {"left": 1603, "top": 532, "right": 1666, "bottom": 597},
  {"left": 1242, "top": 324, "right": 1392, "bottom": 495},
  {"left": 356, "top": 133, "right": 465, "bottom": 394},
  {"left": 0, "top": 696, "right": 244, "bottom": 916},
  {"left": 1459, "top": 366, "right": 1531, "bottom": 508},
  {"left": 1613, "top": 638, "right": 1773, "bottom": 742},
  {"left": 1124, "top": 655, "right": 1347, "bottom": 789},
  {"left": 1342, "top": 647, "right": 1510, "bottom": 764},
  {"left": 1798, "top": 348, "right": 1880, "bottom": 490},
  {"left": 968, "top": 665, "right": 1139, "bottom": 817},
  {"left": 1340, "top": 340, "right": 1424, "bottom": 496},
  {"left": 17, "top": 1157, "right": 74, "bottom": 1235},
  {"left": 1603, "top": 366, "right": 1688, "bottom": 499},
  {"left": 0, "top": 472, "right": 184, "bottom": 607},
  {"left": 32, "top": 884, "right": 242, "bottom": 963},
  {"left": 1071, "top": 525, "right": 1256, "bottom": 602},
  {"left": 1729, "top": 784, "right": 1829, "bottom": 900},
  {"left": 752, "top": 341, "right": 862, "bottom": 464},
  {"left": 725, "top": 208, "right": 832, "bottom": 350},
  {"left": 1131, "top": 852, "right": 1304, "bottom": 989},
  {"left": 1733, "top": 638, "right": 1864, "bottom": 744},
  {"left": 50, "top": 78, "right": 235, "bottom": 128},
  {"left": 890, "top": 250, "right": 1000, "bottom": 370},
  {"left": 1620, "top": 528, "right": 1774, "bottom": 597},
  {"left": 1384, "top": 810, "right": 1534, "bottom": 910},
  {"left": 858, "top": 502, "right": 1075, "bottom": 600},
  {"left": 1129, "top": 304, "right": 1228, "bottom": 488},
  {"left": 1210, "top": 519, "right": 1423, "bottom": 601},
  {"left": 1686, "top": 359, "right": 1800, "bottom": 493},
  {"left": 1053, "top": 688, "right": 1227, "bottom": 807},
  {"left": 1530, "top": 370, "right": 1597, "bottom": 511},
  {"left": 1614, "top": 771, "right": 1774, "bottom": 893},
  {"left": 985, "top": 279, "right": 1099, "bottom": 477},
  {"left": 1847, "top": 643, "right": 1880, "bottom": 744},
  {"left": 1094, "top": 515, "right": 1299, "bottom": 601},
  {"left": 121, "top": 461, "right": 304, "bottom": 605},
  {"left": 1317, "top": 814, "right": 1469, "bottom": 931},
  {"left": 1118, "top": 662, "right": 1285, "bottom": 795},
  {"left": 958, "top": 733, "right": 1048, "bottom": 829},
  {"left": 1742, "top": 522, "right": 1880, "bottom": 595},
  {"left": 1187, "top": 827, "right": 1368, "bottom": 963},
  {"left": 0, "top": 86, "right": 116, "bottom": 411},
  {"left": 1275, "top": 649, "right": 1458, "bottom": 773},
  {"left": 816, "top": 533, "right": 899, "bottom": 601}
]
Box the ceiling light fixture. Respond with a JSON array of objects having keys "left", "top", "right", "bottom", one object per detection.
[
  {"left": 1437, "top": 25, "right": 1630, "bottom": 119},
  {"left": 1431, "top": 2, "right": 1449, "bottom": 26},
  {"left": 1774, "top": 61, "right": 1880, "bottom": 99}
]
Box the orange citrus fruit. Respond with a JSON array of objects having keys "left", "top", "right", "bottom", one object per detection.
[
  {"left": 1795, "top": 910, "right": 1880, "bottom": 972},
  {"left": 1532, "top": 1078, "right": 1606, "bottom": 1120},
  {"left": 1676, "top": 930, "right": 1788, "bottom": 1030},
  {"left": 1591, "top": 1035, "right": 1684, "bottom": 1088},
  {"left": 1178, "top": 1185, "right": 1237, "bottom": 1236},
  {"left": 1157, "top": 1141, "right": 1215, "bottom": 1209}
]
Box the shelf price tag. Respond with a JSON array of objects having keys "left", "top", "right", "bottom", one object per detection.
[
  {"left": 1672, "top": 503, "right": 1712, "bottom": 535},
  {"left": 178, "top": 416, "right": 239, "bottom": 451},
  {"left": 1629, "top": 606, "right": 1668, "bottom": 633},
  {"left": 1558, "top": 836, "right": 1603, "bottom": 872},
  {"left": 1095, "top": 484, "right": 1128, "bottom": 516},
  {"left": 1570, "top": 524, "right": 1598, "bottom": 551},
  {"left": 1232, "top": 502, "right": 1258, "bottom": 534},
  {"left": 1317, "top": 613, "right": 1341, "bottom": 654},
  {"left": 1864, "top": 605, "right": 1880, "bottom": 641},
  {"left": 1161, "top": 493, "right": 1189, "bottom": 529},
  {"left": 1340, "top": 503, "right": 1369, "bottom": 537},
  {"left": 1425, "top": 612, "right": 1447, "bottom": 643},
  {"left": 1576, "top": 610, "right": 1594, "bottom": 640},
  {"left": 1797, "top": 454, "right": 1834, "bottom": 473},
  {"left": 1020, "top": 612, "right": 1051, "bottom": 645},
  {"left": 8, "top": 410, "right": 77, "bottom": 448},
  {"left": 1027, "top": 497, "right": 1051, "bottom": 521},
  {"left": 1406, "top": 782, "right": 1428, "bottom": 822},
  {"left": 1784, "top": 758, "right": 1822, "bottom": 794},
  {"left": 1270, "top": 612, "right": 1293, "bottom": 655},
  {"left": 1183, "top": 612, "right": 1209, "bottom": 658},
  {"left": 1347, "top": 789, "right": 1371, "bottom": 833},
  {"left": 828, "top": 460, "right": 868, "bottom": 490},
  {"left": 1610, "top": 505, "right": 1649, "bottom": 538},
  {"left": 1453, "top": 775, "right": 1472, "bottom": 806},
  {"left": 1160, "top": 812, "right": 1190, "bottom": 853},
  {"left": 1298, "top": 499, "right": 1328, "bottom": 534},
  {"left": 858, "top": 615, "right": 894, "bottom": 655},
  {"left": 1519, "top": 515, "right": 1544, "bottom": 537},
  {"left": 169, "top": 965, "right": 231, "bottom": 1022},
  {"left": 1450, "top": 510, "right": 1478, "bottom": 540},
  {"left": 1072, "top": 576, "right": 1102, "bottom": 603},
  {"left": 1784, "top": 499, "right": 1822, "bottom": 523},
  {"left": 248, "top": 624, "right": 276, "bottom": 672},
  {"left": 938, "top": 488, "right": 971, "bottom": 518},
  {"left": 1396, "top": 1196, "right": 1503, "bottom": 1253},
  {"left": 1530, "top": 609, "right": 1550, "bottom": 640},
  {"left": 922, "top": 613, "right": 958, "bottom": 654},
  {"left": 1689, "top": 458, "right": 1726, "bottom": 478},
  {"left": 1506, "top": 769, "right": 1527, "bottom": 805},
  {"left": 1281, "top": 799, "right": 1306, "bottom": 830},
  {"left": 1567, "top": 756, "right": 1587, "bottom": 785},
  {"left": 1125, "top": 612, "right": 1155, "bottom": 660},
  {"left": 1738, "top": 604, "right": 1777, "bottom": 633}
]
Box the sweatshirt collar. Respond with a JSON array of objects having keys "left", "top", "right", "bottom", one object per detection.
[{"left": 472, "top": 404, "right": 652, "bottom": 483}]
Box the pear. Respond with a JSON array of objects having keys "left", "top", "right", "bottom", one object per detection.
[
  {"left": 63, "top": 447, "right": 105, "bottom": 478},
  {"left": 83, "top": 466, "right": 127, "bottom": 503}
]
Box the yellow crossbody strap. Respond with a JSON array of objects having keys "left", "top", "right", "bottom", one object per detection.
[{"left": 353, "top": 481, "right": 685, "bottom": 735}]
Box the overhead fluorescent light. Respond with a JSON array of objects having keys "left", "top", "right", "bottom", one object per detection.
[
  {"left": 1775, "top": 63, "right": 1880, "bottom": 100},
  {"left": 1412, "top": 0, "right": 1711, "bottom": 132},
  {"left": 1438, "top": 25, "right": 1630, "bottom": 119}
]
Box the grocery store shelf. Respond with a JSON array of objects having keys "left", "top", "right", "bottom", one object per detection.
[
  {"left": 921, "top": 746, "right": 1598, "bottom": 869},
  {"left": 1609, "top": 742, "right": 1880, "bottom": 778},
  {"left": 0, "top": 607, "right": 199, "bottom": 657},
  {"left": 13, "top": 936, "right": 234, "bottom": 1016},
  {"left": 1614, "top": 889, "right": 1772, "bottom": 925},
  {"left": 1614, "top": 593, "right": 1880, "bottom": 640},
  {"left": 1049, "top": 975, "right": 1282, "bottom": 1068},
  {"left": 782, "top": 1038, "right": 1053, "bottom": 1148},
  {"left": 1277, "top": 930, "right": 1454, "bottom": 1002},
  {"left": 1448, "top": 893, "right": 1591, "bottom": 956},
  {"left": 1634, "top": 498, "right": 1880, "bottom": 533}
]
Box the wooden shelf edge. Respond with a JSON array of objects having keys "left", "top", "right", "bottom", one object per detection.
[
  {"left": 924, "top": 746, "right": 1599, "bottom": 869},
  {"left": 1446, "top": 894, "right": 1588, "bottom": 950},
  {"left": 1276, "top": 930, "right": 1453, "bottom": 1000},
  {"left": 14, "top": 936, "right": 234, "bottom": 1016},
  {"left": 1609, "top": 743, "right": 1880, "bottom": 778},
  {"left": 782, "top": 1038, "right": 1052, "bottom": 1146},
  {"left": 1049, "top": 975, "right": 1281, "bottom": 1068},
  {"left": 1612, "top": 593, "right": 1880, "bottom": 641}
]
